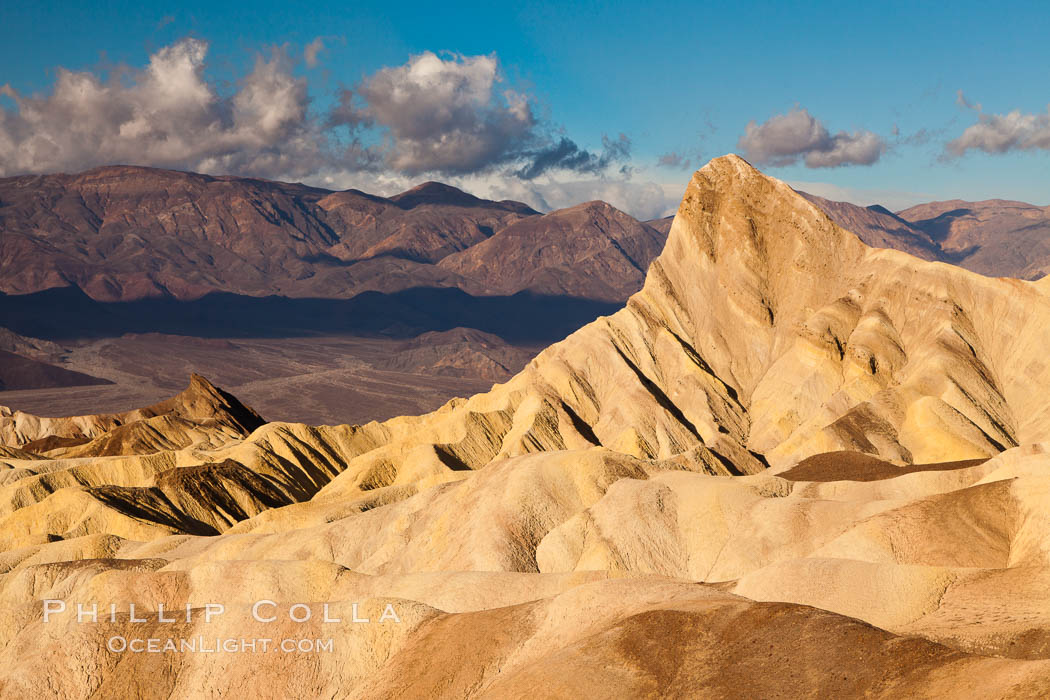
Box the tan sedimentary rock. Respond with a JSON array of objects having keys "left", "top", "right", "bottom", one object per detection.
[{"left": 0, "top": 373, "right": 263, "bottom": 451}]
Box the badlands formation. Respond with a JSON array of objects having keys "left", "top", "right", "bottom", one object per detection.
[{"left": 4, "top": 155, "right": 1050, "bottom": 696}]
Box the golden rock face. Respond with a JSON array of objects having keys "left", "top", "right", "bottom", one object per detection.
[{"left": 4, "top": 155, "right": 1050, "bottom": 697}]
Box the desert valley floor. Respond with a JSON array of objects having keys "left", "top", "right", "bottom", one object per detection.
[{"left": 0, "top": 331, "right": 537, "bottom": 426}]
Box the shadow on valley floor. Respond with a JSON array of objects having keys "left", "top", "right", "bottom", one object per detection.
[{"left": 0, "top": 286, "right": 622, "bottom": 344}]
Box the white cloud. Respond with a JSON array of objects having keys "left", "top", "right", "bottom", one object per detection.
[
  {"left": 331, "top": 51, "right": 632, "bottom": 178},
  {"left": 946, "top": 103, "right": 1050, "bottom": 157},
  {"left": 0, "top": 39, "right": 635, "bottom": 188},
  {"left": 0, "top": 40, "right": 659, "bottom": 216},
  {"left": 332, "top": 52, "right": 535, "bottom": 175},
  {"left": 738, "top": 108, "right": 884, "bottom": 168},
  {"left": 0, "top": 38, "right": 330, "bottom": 178}
]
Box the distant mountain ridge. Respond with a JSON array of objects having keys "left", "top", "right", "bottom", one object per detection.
[
  {"left": 800, "top": 191, "right": 1050, "bottom": 279},
  {"left": 0, "top": 349, "right": 112, "bottom": 391},
  {"left": 897, "top": 198, "right": 1050, "bottom": 279},
  {"left": 4, "top": 163, "right": 1049, "bottom": 358},
  {"left": 439, "top": 200, "right": 666, "bottom": 302},
  {"left": 798, "top": 192, "right": 942, "bottom": 262},
  {"left": 5, "top": 164, "right": 1048, "bottom": 310},
  {"left": 0, "top": 165, "right": 661, "bottom": 304}
]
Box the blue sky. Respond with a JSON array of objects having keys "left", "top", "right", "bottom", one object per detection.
[{"left": 2, "top": 0, "right": 1048, "bottom": 216}]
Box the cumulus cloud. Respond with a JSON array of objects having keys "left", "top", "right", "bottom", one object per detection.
[
  {"left": 945, "top": 93, "right": 1050, "bottom": 157},
  {"left": 0, "top": 40, "right": 642, "bottom": 205},
  {"left": 331, "top": 51, "right": 632, "bottom": 179},
  {"left": 737, "top": 108, "right": 884, "bottom": 168},
  {"left": 333, "top": 51, "right": 537, "bottom": 175},
  {"left": 0, "top": 38, "right": 334, "bottom": 178}
]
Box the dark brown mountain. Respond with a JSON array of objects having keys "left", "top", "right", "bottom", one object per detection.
[
  {"left": 0, "top": 166, "right": 676, "bottom": 313},
  {"left": 0, "top": 166, "right": 537, "bottom": 302},
  {"left": 644, "top": 215, "right": 674, "bottom": 236},
  {"left": 798, "top": 192, "right": 942, "bottom": 261},
  {"left": 315, "top": 181, "right": 536, "bottom": 265},
  {"left": 0, "top": 327, "right": 65, "bottom": 361},
  {"left": 1, "top": 166, "right": 337, "bottom": 301},
  {"left": 0, "top": 350, "right": 111, "bottom": 391},
  {"left": 388, "top": 181, "right": 536, "bottom": 213},
  {"left": 898, "top": 199, "right": 1050, "bottom": 279},
  {"left": 800, "top": 192, "right": 1050, "bottom": 280},
  {"left": 439, "top": 201, "right": 666, "bottom": 301}
]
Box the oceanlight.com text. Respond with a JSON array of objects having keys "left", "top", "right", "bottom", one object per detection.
[{"left": 106, "top": 636, "right": 335, "bottom": 654}]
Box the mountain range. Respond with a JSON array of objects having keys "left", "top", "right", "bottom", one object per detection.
[
  {"left": 0, "top": 165, "right": 663, "bottom": 304},
  {"left": 6, "top": 165, "right": 1046, "bottom": 310},
  {"left": 801, "top": 191, "right": 1050, "bottom": 279},
  {"left": 3, "top": 156, "right": 1050, "bottom": 695},
  {"left": 3, "top": 162, "right": 1048, "bottom": 427}
]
